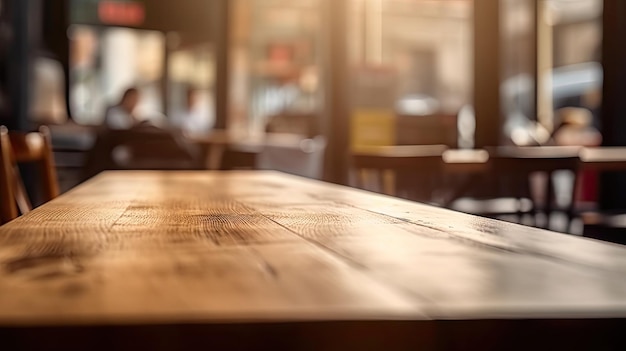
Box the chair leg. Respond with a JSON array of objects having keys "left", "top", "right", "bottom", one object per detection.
[
  {"left": 12, "top": 166, "right": 32, "bottom": 215},
  {"left": 566, "top": 170, "right": 580, "bottom": 233},
  {"left": 383, "top": 170, "right": 395, "bottom": 196},
  {"left": 355, "top": 169, "right": 365, "bottom": 190},
  {"left": 515, "top": 174, "right": 531, "bottom": 225},
  {"left": 545, "top": 171, "right": 555, "bottom": 230},
  {"left": 526, "top": 175, "right": 537, "bottom": 227}
]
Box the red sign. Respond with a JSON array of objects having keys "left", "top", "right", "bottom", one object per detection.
[{"left": 98, "top": 1, "right": 145, "bottom": 26}]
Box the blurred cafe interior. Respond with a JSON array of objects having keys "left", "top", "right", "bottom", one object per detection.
[
  {"left": 5, "top": 1, "right": 626, "bottom": 349},
  {"left": 0, "top": 0, "right": 626, "bottom": 240},
  {"left": 0, "top": 0, "right": 625, "bottom": 240}
]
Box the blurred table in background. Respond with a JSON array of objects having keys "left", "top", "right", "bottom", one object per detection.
[
  {"left": 186, "top": 130, "right": 306, "bottom": 170},
  {"left": 353, "top": 145, "right": 585, "bottom": 230},
  {"left": 351, "top": 145, "right": 447, "bottom": 199},
  {"left": 442, "top": 149, "right": 490, "bottom": 174},
  {"left": 580, "top": 147, "right": 626, "bottom": 172},
  {"left": 1, "top": 171, "right": 626, "bottom": 349}
]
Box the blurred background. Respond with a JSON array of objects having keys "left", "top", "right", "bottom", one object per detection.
[{"left": 2, "top": 0, "right": 626, "bottom": 239}]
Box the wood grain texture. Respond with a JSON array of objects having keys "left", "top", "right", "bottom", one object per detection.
[{"left": 1, "top": 170, "right": 626, "bottom": 331}]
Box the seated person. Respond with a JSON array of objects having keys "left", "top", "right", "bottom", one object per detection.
[
  {"left": 552, "top": 107, "right": 602, "bottom": 147},
  {"left": 103, "top": 87, "right": 141, "bottom": 130},
  {"left": 171, "top": 88, "right": 214, "bottom": 135}
]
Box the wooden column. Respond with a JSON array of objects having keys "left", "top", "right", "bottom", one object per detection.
[
  {"left": 322, "top": 0, "right": 350, "bottom": 185},
  {"left": 8, "top": 0, "right": 34, "bottom": 131},
  {"left": 42, "top": 0, "right": 70, "bottom": 120},
  {"left": 213, "top": 0, "right": 230, "bottom": 130},
  {"left": 600, "top": 0, "right": 626, "bottom": 210},
  {"left": 473, "top": 0, "right": 502, "bottom": 147},
  {"left": 536, "top": 0, "right": 554, "bottom": 131}
]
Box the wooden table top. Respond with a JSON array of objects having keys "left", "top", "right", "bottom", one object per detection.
[
  {"left": 491, "top": 146, "right": 583, "bottom": 159},
  {"left": 2, "top": 171, "right": 626, "bottom": 328},
  {"left": 353, "top": 145, "right": 626, "bottom": 172},
  {"left": 580, "top": 147, "right": 626, "bottom": 171},
  {"left": 186, "top": 130, "right": 306, "bottom": 151},
  {"left": 442, "top": 149, "right": 490, "bottom": 173},
  {"left": 352, "top": 144, "right": 448, "bottom": 158}
]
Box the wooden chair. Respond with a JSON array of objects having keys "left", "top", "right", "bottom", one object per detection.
[
  {"left": 495, "top": 147, "right": 581, "bottom": 229},
  {"left": 351, "top": 145, "right": 448, "bottom": 202},
  {"left": 1, "top": 126, "right": 60, "bottom": 224},
  {"left": 578, "top": 147, "right": 626, "bottom": 243},
  {"left": 448, "top": 146, "right": 580, "bottom": 230},
  {"left": 582, "top": 212, "right": 626, "bottom": 245},
  {"left": 83, "top": 126, "right": 202, "bottom": 181}
]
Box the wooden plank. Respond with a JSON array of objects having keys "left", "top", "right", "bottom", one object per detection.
[
  {"left": 0, "top": 172, "right": 422, "bottom": 326},
  {"left": 246, "top": 179, "right": 626, "bottom": 319},
  {"left": 270, "top": 173, "right": 626, "bottom": 273},
  {"left": 0, "top": 240, "right": 420, "bottom": 325},
  {"left": 2, "top": 170, "right": 626, "bottom": 329}
]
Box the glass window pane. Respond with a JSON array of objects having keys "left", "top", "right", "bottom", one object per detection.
[
  {"left": 230, "top": 0, "right": 323, "bottom": 136},
  {"left": 349, "top": 0, "right": 473, "bottom": 148},
  {"left": 69, "top": 25, "right": 165, "bottom": 125},
  {"left": 167, "top": 41, "right": 216, "bottom": 134},
  {"left": 501, "top": 0, "right": 540, "bottom": 146},
  {"left": 539, "top": 0, "right": 603, "bottom": 144}
]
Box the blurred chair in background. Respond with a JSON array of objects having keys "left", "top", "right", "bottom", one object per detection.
[
  {"left": 82, "top": 126, "right": 201, "bottom": 181},
  {"left": 0, "top": 126, "right": 60, "bottom": 224},
  {"left": 582, "top": 212, "right": 626, "bottom": 245},
  {"left": 351, "top": 145, "right": 447, "bottom": 202},
  {"left": 448, "top": 147, "right": 580, "bottom": 231}
]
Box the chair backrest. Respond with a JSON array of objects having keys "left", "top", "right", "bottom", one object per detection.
[
  {"left": 0, "top": 125, "right": 60, "bottom": 224},
  {"left": 482, "top": 146, "right": 581, "bottom": 219},
  {"left": 489, "top": 146, "right": 581, "bottom": 173},
  {"left": 83, "top": 126, "right": 201, "bottom": 181},
  {"left": 351, "top": 145, "right": 448, "bottom": 196},
  {"left": 0, "top": 127, "right": 17, "bottom": 223},
  {"left": 352, "top": 145, "right": 448, "bottom": 171}
]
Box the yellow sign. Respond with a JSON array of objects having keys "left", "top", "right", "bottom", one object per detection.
[{"left": 351, "top": 109, "right": 396, "bottom": 148}]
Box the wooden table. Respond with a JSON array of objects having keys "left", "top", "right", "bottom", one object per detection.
[
  {"left": 442, "top": 149, "right": 490, "bottom": 174},
  {"left": 1, "top": 171, "right": 626, "bottom": 350},
  {"left": 441, "top": 147, "right": 626, "bottom": 173},
  {"left": 580, "top": 147, "right": 626, "bottom": 172}
]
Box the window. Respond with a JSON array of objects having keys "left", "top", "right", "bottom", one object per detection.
[{"left": 68, "top": 25, "right": 165, "bottom": 125}]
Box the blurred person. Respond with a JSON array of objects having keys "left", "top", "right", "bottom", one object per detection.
[
  {"left": 104, "top": 87, "right": 141, "bottom": 129},
  {"left": 552, "top": 107, "right": 602, "bottom": 147},
  {"left": 582, "top": 87, "right": 602, "bottom": 130},
  {"left": 171, "top": 87, "right": 214, "bottom": 135}
]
